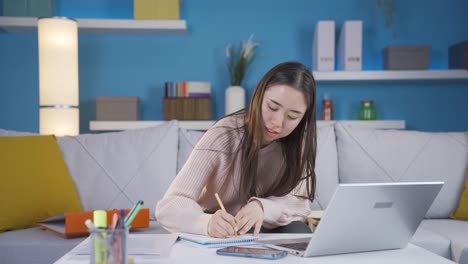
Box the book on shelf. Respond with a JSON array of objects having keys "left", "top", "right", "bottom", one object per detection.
[{"left": 165, "top": 81, "right": 211, "bottom": 98}]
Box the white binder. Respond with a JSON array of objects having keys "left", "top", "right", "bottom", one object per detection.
[
  {"left": 337, "top": 20, "right": 363, "bottom": 71},
  {"left": 312, "top": 21, "right": 335, "bottom": 71}
]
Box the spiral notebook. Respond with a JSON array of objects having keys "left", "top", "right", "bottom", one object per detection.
[{"left": 179, "top": 233, "right": 259, "bottom": 248}]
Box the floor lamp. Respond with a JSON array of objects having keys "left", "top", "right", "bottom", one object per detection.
[{"left": 38, "top": 17, "right": 79, "bottom": 136}]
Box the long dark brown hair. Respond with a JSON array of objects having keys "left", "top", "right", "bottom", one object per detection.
[{"left": 228, "top": 61, "right": 317, "bottom": 204}]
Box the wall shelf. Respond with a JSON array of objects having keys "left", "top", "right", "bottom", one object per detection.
[
  {"left": 89, "top": 120, "right": 406, "bottom": 131},
  {"left": 0, "top": 16, "right": 187, "bottom": 34},
  {"left": 313, "top": 70, "right": 468, "bottom": 82}
]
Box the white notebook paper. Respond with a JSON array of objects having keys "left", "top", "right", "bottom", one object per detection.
[{"left": 179, "top": 233, "right": 259, "bottom": 248}]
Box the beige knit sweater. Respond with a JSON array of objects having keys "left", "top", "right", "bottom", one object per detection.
[{"left": 155, "top": 115, "right": 312, "bottom": 235}]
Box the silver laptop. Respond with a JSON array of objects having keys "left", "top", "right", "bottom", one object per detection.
[{"left": 259, "top": 182, "right": 443, "bottom": 257}]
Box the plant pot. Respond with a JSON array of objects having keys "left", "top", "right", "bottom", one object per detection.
[{"left": 225, "top": 85, "right": 245, "bottom": 115}]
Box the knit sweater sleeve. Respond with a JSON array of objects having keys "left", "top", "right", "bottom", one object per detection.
[
  {"left": 250, "top": 179, "right": 312, "bottom": 229},
  {"left": 155, "top": 119, "right": 237, "bottom": 235}
]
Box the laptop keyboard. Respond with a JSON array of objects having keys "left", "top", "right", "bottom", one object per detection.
[{"left": 278, "top": 242, "right": 308, "bottom": 251}]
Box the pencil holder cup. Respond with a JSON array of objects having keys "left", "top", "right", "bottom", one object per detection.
[{"left": 90, "top": 228, "right": 129, "bottom": 264}]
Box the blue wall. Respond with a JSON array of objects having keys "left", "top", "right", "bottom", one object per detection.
[{"left": 0, "top": 0, "right": 467, "bottom": 133}]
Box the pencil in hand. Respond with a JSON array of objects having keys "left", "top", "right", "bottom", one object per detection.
[{"left": 214, "top": 193, "right": 238, "bottom": 236}]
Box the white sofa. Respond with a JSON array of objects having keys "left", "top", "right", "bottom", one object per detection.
[{"left": 0, "top": 121, "right": 467, "bottom": 264}]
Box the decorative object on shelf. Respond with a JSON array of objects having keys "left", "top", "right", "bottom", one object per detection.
[
  {"left": 320, "top": 93, "right": 333, "bottom": 120},
  {"left": 96, "top": 96, "right": 139, "bottom": 121},
  {"left": 358, "top": 100, "right": 377, "bottom": 120},
  {"left": 133, "top": 0, "right": 180, "bottom": 20},
  {"left": 225, "top": 34, "right": 259, "bottom": 115},
  {"left": 312, "top": 21, "right": 335, "bottom": 71},
  {"left": 383, "top": 45, "right": 431, "bottom": 70},
  {"left": 3, "top": 0, "right": 56, "bottom": 17},
  {"left": 373, "top": 0, "right": 397, "bottom": 39},
  {"left": 163, "top": 98, "right": 211, "bottom": 120},
  {"left": 225, "top": 86, "right": 245, "bottom": 115},
  {"left": 449, "top": 41, "right": 468, "bottom": 69},
  {"left": 38, "top": 17, "right": 79, "bottom": 136},
  {"left": 337, "top": 21, "right": 362, "bottom": 71}
]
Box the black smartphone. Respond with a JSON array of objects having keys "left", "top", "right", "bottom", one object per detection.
[{"left": 216, "top": 246, "right": 288, "bottom": 260}]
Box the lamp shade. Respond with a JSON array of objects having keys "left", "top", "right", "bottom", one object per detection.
[
  {"left": 39, "top": 107, "right": 79, "bottom": 136},
  {"left": 38, "top": 17, "right": 79, "bottom": 136}
]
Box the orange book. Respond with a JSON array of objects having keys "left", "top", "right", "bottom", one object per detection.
[{"left": 35, "top": 208, "right": 150, "bottom": 238}]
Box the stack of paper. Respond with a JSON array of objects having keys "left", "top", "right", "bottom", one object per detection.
[
  {"left": 337, "top": 21, "right": 363, "bottom": 71},
  {"left": 312, "top": 21, "right": 335, "bottom": 71}
]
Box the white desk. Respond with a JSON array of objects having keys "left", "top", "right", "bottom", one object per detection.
[{"left": 54, "top": 233, "right": 455, "bottom": 264}]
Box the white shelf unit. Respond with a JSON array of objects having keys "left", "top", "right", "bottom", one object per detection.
[
  {"left": 0, "top": 16, "right": 187, "bottom": 34},
  {"left": 89, "top": 120, "right": 406, "bottom": 131},
  {"left": 313, "top": 70, "right": 468, "bottom": 82}
]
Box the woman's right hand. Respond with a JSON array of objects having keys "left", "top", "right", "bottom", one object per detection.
[{"left": 207, "top": 210, "right": 238, "bottom": 238}]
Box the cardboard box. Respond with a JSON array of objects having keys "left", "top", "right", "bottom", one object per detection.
[
  {"left": 96, "top": 96, "right": 139, "bottom": 121},
  {"left": 134, "top": 0, "right": 180, "bottom": 20},
  {"left": 163, "top": 98, "right": 211, "bottom": 120},
  {"left": 383, "top": 45, "right": 431, "bottom": 70},
  {"left": 449, "top": 41, "right": 468, "bottom": 69},
  {"left": 3, "top": 0, "right": 56, "bottom": 17}
]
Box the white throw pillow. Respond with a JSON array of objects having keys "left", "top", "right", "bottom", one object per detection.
[
  {"left": 335, "top": 123, "right": 468, "bottom": 218},
  {"left": 57, "top": 121, "right": 179, "bottom": 219}
]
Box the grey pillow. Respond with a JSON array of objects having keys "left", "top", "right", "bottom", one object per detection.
[
  {"left": 56, "top": 121, "right": 179, "bottom": 219},
  {"left": 312, "top": 124, "right": 339, "bottom": 210},
  {"left": 177, "top": 128, "right": 205, "bottom": 173},
  {"left": 335, "top": 123, "right": 468, "bottom": 218}
]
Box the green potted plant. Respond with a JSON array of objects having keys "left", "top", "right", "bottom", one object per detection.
[{"left": 224, "top": 34, "right": 259, "bottom": 115}]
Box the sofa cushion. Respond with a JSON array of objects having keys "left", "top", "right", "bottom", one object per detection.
[
  {"left": 56, "top": 121, "right": 179, "bottom": 219},
  {"left": 176, "top": 124, "right": 339, "bottom": 210},
  {"left": 0, "top": 135, "right": 82, "bottom": 232},
  {"left": 312, "top": 124, "right": 339, "bottom": 210},
  {"left": 335, "top": 123, "right": 468, "bottom": 218},
  {"left": 177, "top": 128, "right": 205, "bottom": 173},
  {"left": 451, "top": 172, "right": 468, "bottom": 220},
  {"left": 0, "top": 227, "right": 86, "bottom": 264},
  {"left": 420, "top": 219, "right": 468, "bottom": 264},
  {"left": 411, "top": 225, "right": 451, "bottom": 259}
]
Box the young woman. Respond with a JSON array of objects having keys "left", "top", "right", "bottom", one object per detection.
[{"left": 156, "top": 61, "right": 317, "bottom": 238}]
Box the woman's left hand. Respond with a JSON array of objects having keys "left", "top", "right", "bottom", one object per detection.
[{"left": 234, "top": 200, "right": 264, "bottom": 236}]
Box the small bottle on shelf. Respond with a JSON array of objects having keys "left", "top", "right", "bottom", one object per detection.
[
  {"left": 321, "top": 93, "right": 333, "bottom": 120},
  {"left": 358, "top": 99, "right": 377, "bottom": 120}
]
